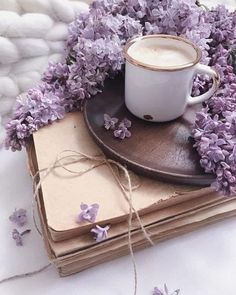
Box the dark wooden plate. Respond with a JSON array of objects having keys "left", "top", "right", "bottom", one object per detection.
[{"left": 84, "top": 75, "right": 213, "bottom": 186}]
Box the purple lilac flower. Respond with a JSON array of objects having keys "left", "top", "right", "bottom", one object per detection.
[
  {"left": 192, "top": 5, "right": 236, "bottom": 195},
  {"left": 120, "top": 118, "right": 132, "bottom": 128},
  {"left": 77, "top": 203, "right": 99, "bottom": 223},
  {"left": 91, "top": 225, "right": 110, "bottom": 242},
  {"left": 12, "top": 229, "right": 23, "bottom": 246},
  {"left": 104, "top": 114, "right": 118, "bottom": 130},
  {"left": 9, "top": 208, "right": 27, "bottom": 227},
  {"left": 114, "top": 125, "right": 131, "bottom": 139},
  {"left": 153, "top": 284, "right": 180, "bottom": 295},
  {"left": 43, "top": 62, "right": 69, "bottom": 83},
  {"left": 12, "top": 229, "right": 31, "bottom": 246},
  {"left": 113, "top": 117, "right": 132, "bottom": 139}
]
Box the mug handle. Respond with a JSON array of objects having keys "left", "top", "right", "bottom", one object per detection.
[{"left": 187, "top": 64, "right": 220, "bottom": 105}]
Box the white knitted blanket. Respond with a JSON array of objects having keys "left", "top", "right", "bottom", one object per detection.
[{"left": 0, "top": 0, "right": 89, "bottom": 142}]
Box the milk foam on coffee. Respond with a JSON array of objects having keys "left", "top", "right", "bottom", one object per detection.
[{"left": 128, "top": 40, "right": 195, "bottom": 68}]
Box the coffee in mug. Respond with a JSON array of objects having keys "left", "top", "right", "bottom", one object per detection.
[{"left": 124, "top": 35, "right": 219, "bottom": 122}]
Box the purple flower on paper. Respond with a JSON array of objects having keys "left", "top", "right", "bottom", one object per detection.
[
  {"left": 114, "top": 124, "right": 131, "bottom": 140},
  {"left": 91, "top": 225, "right": 110, "bottom": 242},
  {"left": 153, "top": 284, "right": 180, "bottom": 295},
  {"left": 12, "top": 229, "right": 31, "bottom": 246},
  {"left": 77, "top": 203, "right": 99, "bottom": 223},
  {"left": 9, "top": 208, "right": 27, "bottom": 227},
  {"left": 104, "top": 114, "right": 118, "bottom": 130}
]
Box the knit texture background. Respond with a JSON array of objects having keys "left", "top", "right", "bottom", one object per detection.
[{"left": 0, "top": 0, "right": 89, "bottom": 142}]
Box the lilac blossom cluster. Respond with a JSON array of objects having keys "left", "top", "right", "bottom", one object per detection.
[
  {"left": 192, "top": 6, "right": 236, "bottom": 195},
  {"left": 4, "top": 0, "right": 236, "bottom": 195}
]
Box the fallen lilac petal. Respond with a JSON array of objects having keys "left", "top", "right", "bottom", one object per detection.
[
  {"left": 104, "top": 114, "right": 119, "bottom": 130},
  {"left": 9, "top": 208, "right": 27, "bottom": 227},
  {"left": 77, "top": 203, "right": 99, "bottom": 223},
  {"left": 12, "top": 229, "right": 31, "bottom": 246},
  {"left": 12, "top": 229, "right": 23, "bottom": 246},
  {"left": 114, "top": 125, "right": 131, "bottom": 139},
  {"left": 91, "top": 225, "right": 110, "bottom": 242}
]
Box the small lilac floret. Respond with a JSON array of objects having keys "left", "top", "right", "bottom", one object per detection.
[
  {"left": 9, "top": 208, "right": 27, "bottom": 227},
  {"left": 114, "top": 124, "right": 131, "bottom": 139},
  {"left": 12, "top": 229, "right": 31, "bottom": 246},
  {"left": 104, "top": 114, "right": 118, "bottom": 130},
  {"left": 77, "top": 203, "right": 99, "bottom": 223},
  {"left": 91, "top": 225, "right": 110, "bottom": 242},
  {"left": 12, "top": 229, "right": 23, "bottom": 246}
]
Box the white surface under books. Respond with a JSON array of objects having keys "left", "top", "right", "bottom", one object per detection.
[{"left": 1, "top": 149, "right": 236, "bottom": 295}]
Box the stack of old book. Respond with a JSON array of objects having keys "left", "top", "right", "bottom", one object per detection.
[{"left": 27, "top": 112, "right": 236, "bottom": 277}]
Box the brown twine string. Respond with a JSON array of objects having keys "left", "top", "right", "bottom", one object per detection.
[
  {"left": 1, "top": 150, "right": 154, "bottom": 294},
  {"left": 0, "top": 264, "right": 52, "bottom": 284}
]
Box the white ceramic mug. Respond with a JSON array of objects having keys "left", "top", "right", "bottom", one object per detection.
[{"left": 124, "top": 35, "right": 220, "bottom": 122}]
